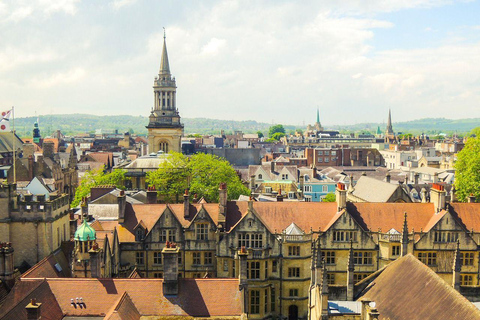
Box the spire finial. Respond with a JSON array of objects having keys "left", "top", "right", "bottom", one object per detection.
[{"left": 163, "top": 27, "right": 166, "bottom": 40}]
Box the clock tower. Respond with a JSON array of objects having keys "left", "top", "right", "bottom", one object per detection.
[{"left": 147, "top": 31, "right": 184, "bottom": 154}]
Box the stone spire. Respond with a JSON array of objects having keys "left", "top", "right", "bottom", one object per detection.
[
  {"left": 159, "top": 28, "right": 170, "bottom": 75},
  {"left": 401, "top": 212, "right": 409, "bottom": 256},
  {"left": 386, "top": 109, "right": 394, "bottom": 135}
]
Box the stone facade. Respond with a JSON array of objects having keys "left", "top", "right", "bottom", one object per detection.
[{"left": 0, "top": 184, "right": 70, "bottom": 267}]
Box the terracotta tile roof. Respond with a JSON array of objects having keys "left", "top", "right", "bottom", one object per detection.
[
  {"left": 104, "top": 292, "right": 141, "bottom": 320},
  {"left": 86, "top": 152, "right": 113, "bottom": 166},
  {"left": 226, "top": 201, "right": 338, "bottom": 233},
  {"left": 21, "top": 249, "right": 71, "bottom": 279},
  {"left": 346, "top": 202, "right": 435, "bottom": 233},
  {"left": 17, "top": 278, "right": 242, "bottom": 317},
  {"left": 359, "top": 254, "right": 480, "bottom": 320},
  {"left": 449, "top": 203, "right": 480, "bottom": 232},
  {"left": 0, "top": 280, "right": 63, "bottom": 320}
]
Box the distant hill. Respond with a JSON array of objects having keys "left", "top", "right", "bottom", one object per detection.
[{"left": 13, "top": 114, "right": 480, "bottom": 137}]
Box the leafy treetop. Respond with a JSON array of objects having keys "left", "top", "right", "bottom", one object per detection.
[{"left": 146, "top": 152, "right": 250, "bottom": 203}]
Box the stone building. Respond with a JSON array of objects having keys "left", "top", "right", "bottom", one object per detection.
[
  {"left": 147, "top": 32, "right": 183, "bottom": 154},
  {"left": 0, "top": 184, "right": 70, "bottom": 268},
  {"left": 70, "top": 182, "right": 480, "bottom": 320}
]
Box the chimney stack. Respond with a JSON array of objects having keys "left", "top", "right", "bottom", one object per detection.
[
  {"left": 89, "top": 242, "right": 101, "bottom": 278},
  {"left": 238, "top": 247, "right": 249, "bottom": 316},
  {"left": 276, "top": 188, "right": 283, "bottom": 202},
  {"left": 385, "top": 173, "right": 391, "bottom": 183},
  {"left": 28, "top": 155, "right": 34, "bottom": 181},
  {"left": 162, "top": 242, "right": 180, "bottom": 295},
  {"left": 336, "top": 183, "right": 347, "bottom": 211},
  {"left": 118, "top": 190, "right": 126, "bottom": 223},
  {"left": 26, "top": 298, "right": 42, "bottom": 320},
  {"left": 218, "top": 183, "right": 227, "bottom": 227},
  {"left": 414, "top": 173, "right": 419, "bottom": 184},
  {"left": 468, "top": 194, "right": 476, "bottom": 203},
  {"left": 430, "top": 183, "right": 446, "bottom": 212},
  {"left": 250, "top": 175, "right": 256, "bottom": 193},
  {"left": 147, "top": 186, "right": 157, "bottom": 204},
  {"left": 183, "top": 189, "right": 190, "bottom": 219}
]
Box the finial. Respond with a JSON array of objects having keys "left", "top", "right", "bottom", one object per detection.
[{"left": 163, "top": 27, "right": 166, "bottom": 39}]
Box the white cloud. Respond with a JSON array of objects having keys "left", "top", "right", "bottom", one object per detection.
[
  {"left": 28, "top": 67, "right": 86, "bottom": 88},
  {"left": 111, "top": 0, "right": 137, "bottom": 10}
]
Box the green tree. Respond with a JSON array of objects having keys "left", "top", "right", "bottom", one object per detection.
[
  {"left": 455, "top": 134, "right": 480, "bottom": 202},
  {"left": 268, "top": 124, "right": 285, "bottom": 137},
  {"left": 71, "top": 167, "right": 126, "bottom": 207},
  {"left": 295, "top": 129, "right": 303, "bottom": 136},
  {"left": 271, "top": 132, "right": 285, "bottom": 141},
  {"left": 146, "top": 152, "right": 250, "bottom": 203},
  {"left": 323, "top": 193, "right": 336, "bottom": 202},
  {"left": 256, "top": 131, "right": 264, "bottom": 138}
]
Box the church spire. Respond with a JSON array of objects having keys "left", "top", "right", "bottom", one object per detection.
[
  {"left": 316, "top": 108, "right": 320, "bottom": 124},
  {"left": 159, "top": 28, "right": 170, "bottom": 75},
  {"left": 386, "top": 109, "right": 394, "bottom": 135}
]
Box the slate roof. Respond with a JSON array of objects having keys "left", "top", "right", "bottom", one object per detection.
[
  {"left": 350, "top": 176, "right": 408, "bottom": 202},
  {"left": 358, "top": 254, "right": 480, "bottom": 320}
]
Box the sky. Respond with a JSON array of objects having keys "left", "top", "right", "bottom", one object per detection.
[{"left": 1, "top": 0, "right": 480, "bottom": 126}]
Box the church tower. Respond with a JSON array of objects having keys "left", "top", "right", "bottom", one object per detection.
[{"left": 147, "top": 31, "right": 184, "bottom": 154}]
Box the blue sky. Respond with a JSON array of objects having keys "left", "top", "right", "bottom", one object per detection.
[{"left": 1, "top": 0, "right": 480, "bottom": 126}]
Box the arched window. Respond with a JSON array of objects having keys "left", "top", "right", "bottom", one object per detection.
[
  {"left": 258, "top": 174, "right": 263, "bottom": 180},
  {"left": 159, "top": 142, "right": 169, "bottom": 153}
]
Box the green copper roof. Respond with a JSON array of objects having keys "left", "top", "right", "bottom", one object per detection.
[{"left": 74, "top": 219, "right": 96, "bottom": 241}]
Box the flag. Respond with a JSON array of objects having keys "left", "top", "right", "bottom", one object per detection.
[{"left": 0, "top": 109, "right": 12, "bottom": 132}]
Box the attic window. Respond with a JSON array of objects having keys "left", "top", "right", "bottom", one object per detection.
[
  {"left": 135, "top": 228, "right": 144, "bottom": 241},
  {"left": 258, "top": 174, "right": 263, "bottom": 179}
]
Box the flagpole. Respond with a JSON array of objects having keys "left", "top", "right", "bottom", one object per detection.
[{"left": 12, "top": 106, "right": 16, "bottom": 184}]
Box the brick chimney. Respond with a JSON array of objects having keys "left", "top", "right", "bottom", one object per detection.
[
  {"left": 336, "top": 183, "right": 347, "bottom": 211},
  {"left": 183, "top": 189, "right": 190, "bottom": 219},
  {"left": 385, "top": 172, "right": 391, "bottom": 183},
  {"left": 430, "top": 183, "right": 446, "bottom": 212},
  {"left": 89, "top": 242, "right": 101, "bottom": 278},
  {"left": 118, "top": 190, "right": 126, "bottom": 223},
  {"left": 26, "top": 298, "right": 42, "bottom": 320},
  {"left": 162, "top": 242, "right": 180, "bottom": 295},
  {"left": 276, "top": 188, "right": 283, "bottom": 202},
  {"left": 218, "top": 183, "right": 227, "bottom": 227},
  {"left": 147, "top": 186, "right": 157, "bottom": 204}
]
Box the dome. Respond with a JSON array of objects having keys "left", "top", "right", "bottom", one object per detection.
[{"left": 74, "top": 219, "right": 96, "bottom": 241}]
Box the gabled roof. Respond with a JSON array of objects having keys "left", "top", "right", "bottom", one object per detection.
[
  {"left": 350, "top": 176, "right": 407, "bottom": 202},
  {"left": 104, "top": 292, "right": 141, "bottom": 320},
  {"left": 0, "top": 280, "right": 63, "bottom": 320},
  {"left": 358, "top": 254, "right": 480, "bottom": 320},
  {"left": 14, "top": 278, "right": 242, "bottom": 318},
  {"left": 21, "top": 249, "right": 71, "bottom": 279}
]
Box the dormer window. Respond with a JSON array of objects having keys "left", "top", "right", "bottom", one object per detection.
[
  {"left": 258, "top": 174, "right": 263, "bottom": 179},
  {"left": 135, "top": 228, "right": 145, "bottom": 242}
]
